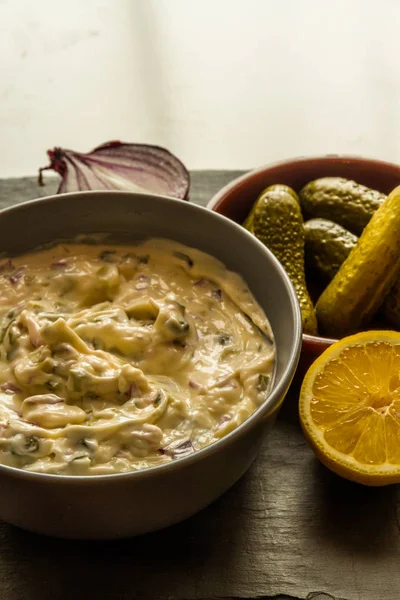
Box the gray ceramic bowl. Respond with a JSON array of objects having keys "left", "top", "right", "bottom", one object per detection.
[{"left": 0, "top": 191, "right": 301, "bottom": 539}]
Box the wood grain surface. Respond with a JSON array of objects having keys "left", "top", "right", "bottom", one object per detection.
[{"left": 0, "top": 172, "right": 398, "bottom": 600}]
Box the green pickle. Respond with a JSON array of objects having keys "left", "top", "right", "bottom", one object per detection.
[
  {"left": 244, "top": 184, "right": 317, "bottom": 335},
  {"left": 300, "top": 177, "right": 385, "bottom": 235}
]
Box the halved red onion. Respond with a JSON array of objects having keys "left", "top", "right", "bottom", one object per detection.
[{"left": 38, "top": 141, "right": 190, "bottom": 199}]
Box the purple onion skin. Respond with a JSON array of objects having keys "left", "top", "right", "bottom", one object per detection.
[
  {"left": 38, "top": 141, "right": 190, "bottom": 200},
  {"left": 1, "top": 382, "right": 21, "bottom": 394},
  {"left": 9, "top": 269, "right": 24, "bottom": 285},
  {"left": 161, "top": 439, "right": 195, "bottom": 459}
]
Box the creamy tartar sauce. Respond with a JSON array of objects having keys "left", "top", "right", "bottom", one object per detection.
[{"left": 0, "top": 238, "right": 275, "bottom": 475}]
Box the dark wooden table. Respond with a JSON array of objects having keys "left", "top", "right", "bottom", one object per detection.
[{"left": 0, "top": 172, "right": 398, "bottom": 600}]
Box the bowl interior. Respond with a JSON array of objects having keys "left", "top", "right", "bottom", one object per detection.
[
  {"left": 0, "top": 191, "right": 301, "bottom": 424},
  {"left": 210, "top": 155, "right": 400, "bottom": 224}
]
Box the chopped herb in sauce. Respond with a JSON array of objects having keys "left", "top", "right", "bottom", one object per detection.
[
  {"left": 25, "top": 436, "right": 40, "bottom": 453},
  {"left": 175, "top": 301, "right": 186, "bottom": 313},
  {"left": 0, "top": 317, "right": 15, "bottom": 344},
  {"left": 217, "top": 333, "right": 231, "bottom": 345},
  {"left": 173, "top": 251, "right": 194, "bottom": 268},
  {"left": 45, "top": 381, "right": 59, "bottom": 391},
  {"left": 166, "top": 317, "right": 190, "bottom": 337},
  {"left": 8, "top": 326, "right": 19, "bottom": 345},
  {"left": 69, "top": 370, "right": 87, "bottom": 392},
  {"left": 10, "top": 434, "right": 40, "bottom": 455},
  {"left": 99, "top": 250, "right": 117, "bottom": 262},
  {"left": 137, "top": 254, "right": 149, "bottom": 265},
  {"left": 153, "top": 391, "right": 163, "bottom": 407}
]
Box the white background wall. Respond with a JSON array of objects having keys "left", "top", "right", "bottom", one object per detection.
[{"left": 1, "top": 0, "right": 400, "bottom": 176}]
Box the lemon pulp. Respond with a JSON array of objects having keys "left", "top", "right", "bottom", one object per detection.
[{"left": 300, "top": 331, "right": 400, "bottom": 485}]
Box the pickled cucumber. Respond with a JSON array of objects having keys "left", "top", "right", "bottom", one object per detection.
[
  {"left": 300, "top": 177, "right": 386, "bottom": 235},
  {"left": 304, "top": 218, "right": 357, "bottom": 280},
  {"left": 316, "top": 185, "right": 400, "bottom": 336},
  {"left": 245, "top": 184, "right": 317, "bottom": 335}
]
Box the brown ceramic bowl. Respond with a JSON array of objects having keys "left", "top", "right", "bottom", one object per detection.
[{"left": 208, "top": 155, "right": 400, "bottom": 374}]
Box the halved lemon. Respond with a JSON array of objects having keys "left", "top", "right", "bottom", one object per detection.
[{"left": 299, "top": 330, "right": 400, "bottom": 486}]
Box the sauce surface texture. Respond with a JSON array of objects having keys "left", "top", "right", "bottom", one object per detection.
[{"left": 0, "top": 239, "right": 275, "bottom": 475}]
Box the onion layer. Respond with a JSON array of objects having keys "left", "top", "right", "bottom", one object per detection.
[{"left": 38, "top": 141, "right": 190, "bottom": 199}]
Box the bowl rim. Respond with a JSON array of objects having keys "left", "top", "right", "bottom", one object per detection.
[
  {"left": 207, "top": 153, "right": 400, "bottom": 210},
  {"left": 0, "top": 190, "right": 302, "bottom": 484},
  {"left": 302, "top": 333, "right": 338, "bottom": 346},
  {"left": 208, "top": 153, "right": 400, "bottom": 348}
]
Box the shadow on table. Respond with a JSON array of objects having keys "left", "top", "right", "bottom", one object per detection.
[
  {"left": 307, "top": 458, "right": 399, "bottom": 555},
  {"left": 0, "top": 471, "right": 255, "bottom": 600},
  {"left": 279, "top": 384, "right": 400, "bottom": 562},
  {"left": 279, "top": 382, "right": 400, "bottom": 558}
]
